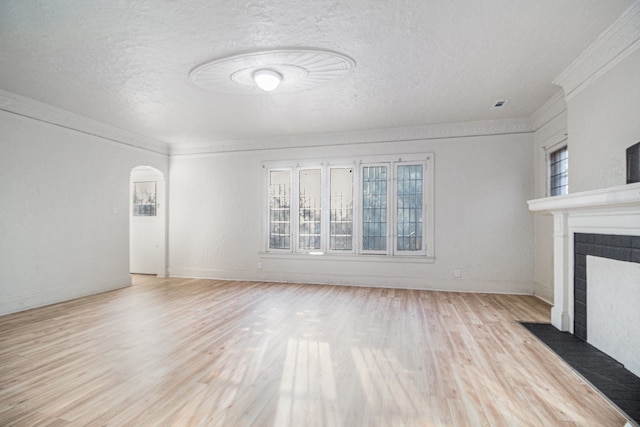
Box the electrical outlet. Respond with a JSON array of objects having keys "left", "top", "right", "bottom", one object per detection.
[
  {"left": 257, "top": 262, "right": 262, "bottom": 270},
  {"left": 454, "top": 269, "right": 461, "bottom": 278}
]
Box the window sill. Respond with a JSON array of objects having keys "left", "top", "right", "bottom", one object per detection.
[{"left": 258, "top": 252, "right": 435, "bottom": 264}]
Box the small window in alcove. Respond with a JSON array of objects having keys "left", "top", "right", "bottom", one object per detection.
[
  {"left": 549, "top": 146, "right": 568, "bottom": 196},
  {"left": 132, "top": 181, "right": 157, "bottom": 216}
]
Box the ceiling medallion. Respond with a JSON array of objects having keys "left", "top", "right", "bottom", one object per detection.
[{"left": 189, "top": 48, "right": 356, "bottom": 94}]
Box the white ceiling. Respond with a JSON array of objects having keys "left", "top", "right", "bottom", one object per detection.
[{"left": 0, "top": 1, "right": 635, "bottom": 146}]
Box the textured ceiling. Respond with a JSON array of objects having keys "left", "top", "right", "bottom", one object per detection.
[{"left": 0, "top": 1, "right": 635, "bottom": 146}]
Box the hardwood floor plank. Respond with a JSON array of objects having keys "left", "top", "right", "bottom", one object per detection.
[{"left": 0, "top": 276, "right": 629, "bottom": 426}]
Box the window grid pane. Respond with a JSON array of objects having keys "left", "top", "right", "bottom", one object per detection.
[
  {"left": 397, "top": 165, "right": 423, "bottom": 251},
  {"left": 330, "top": 168, "right": 353, "bottom": 250},
  {"left": 362, "top": 166, "right": 387, "bottom": 251},
  {"left": 299, "top": 169, "right": 322, "bottom": 250},
  {"left": 550, "top": 147, "right": 568, "bottom": 196},
  {"left": 269, "top": 171, "right": 290, "bottom": 249}
]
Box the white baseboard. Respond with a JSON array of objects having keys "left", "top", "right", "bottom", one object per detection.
[{"left": 168, "top": 267, "right": 534, "bottom": 295}]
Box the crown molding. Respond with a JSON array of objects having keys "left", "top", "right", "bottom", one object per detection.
[
  {"left": 0, "top": 89, "right": 170, "bottom": 155},
  {"left": 553, "top": 1, "right": 640, "bottom": 101},
  {"left": 169, "top": 118, "right": 533, "bottom": 156},
  {"left": 530, "top": 90, "right": 567, "bottom": 132}
]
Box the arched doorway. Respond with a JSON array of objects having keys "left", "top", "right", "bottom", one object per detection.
[{"left": 130, "top": 166, "right": 166, "bottom": 276}]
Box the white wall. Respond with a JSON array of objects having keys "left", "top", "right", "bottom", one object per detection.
[
  {"left": 169, "top": 131, "right": 535, "bottom": 294},
  {"left": 0, "top": 110, "right": 168, "bottom": 315},
  {"left": 567, "top": 50, "right": 640, "bottom": 192}
]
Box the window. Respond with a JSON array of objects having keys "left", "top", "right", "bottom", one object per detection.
[
  {"left": 362, "top": 165, "right": 388, "bottom": 252},
  {"left": 329, "top": 168, "right": 353, "bottom": 251},
  {"left": 549, "top": 146, "right": 568, "bottom": 196},
  {"left": 268, "top": 170, "right": 291, "bottom": 250},
  {"left": 264, "top": 154, "right": 434, "bottom": 259},
  {"left": 298, "top": 169, "right": 321, "bottom": 250},
  {"left": 396, "top": 164, "right": 423, "bottom": 252},
  {"left": 132, "top": 181, "right": 157, "bottom": 216}
]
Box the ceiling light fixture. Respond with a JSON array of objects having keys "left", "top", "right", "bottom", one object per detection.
[
  {"left": 252, "top": 69, "right": 282, "bottom": 92},
  {"left": 189, "top": 48, "right": 356, "bottom": 94}
]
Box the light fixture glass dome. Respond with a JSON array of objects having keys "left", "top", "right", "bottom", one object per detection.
[{"left": 252, "top": 69, "right": 282, "bottom": 92}]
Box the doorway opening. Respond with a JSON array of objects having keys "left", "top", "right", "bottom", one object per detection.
[{"left": 130, "top": 166, "right": 166, "bottom": 276}]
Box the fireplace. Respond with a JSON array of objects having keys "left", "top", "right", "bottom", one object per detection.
[{"left": 528, "top": 183, "right": 640, "bottom": 375}]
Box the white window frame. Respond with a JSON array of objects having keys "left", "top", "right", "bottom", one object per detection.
[{"left": 263, "top": 153, "right": 434, "bottom": 260}]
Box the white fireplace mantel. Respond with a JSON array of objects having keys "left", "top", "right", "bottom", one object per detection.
[
  {"left": 528, "top": 182, "right": 640, "bottom": 332},
  {"left": 528, "top": 182, "right": 640, "bottom": 213}
]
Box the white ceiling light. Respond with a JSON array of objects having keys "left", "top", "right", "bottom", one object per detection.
[
  {"left": 252, "top": 69, "right": 282, "bottom": 92},
  {"left": 189, "top": 48, "right": 356, "bottom": 94}
]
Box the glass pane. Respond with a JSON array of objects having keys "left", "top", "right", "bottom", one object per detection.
[
  {"left": 269, "top": 170, "right": 291, "bottom": 249},
  {"left": 396, "top": 165, "right": 423, "bottom": 251},
  {"left": 132, "top": 181, "right": 157, "bottom": 216},
  {"left": 362, "top": 166, "right": 387, "bottom": 251},
  {"left": 330, "top": 168, "right": 353, "bottom": 250},
  {"left": 299, "top": 169, "right": 321, "bottom": 250},
  {"left": 549, "top": 146, "right": 568, "bottom": 196}
]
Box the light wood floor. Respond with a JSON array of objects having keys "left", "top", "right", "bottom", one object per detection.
[{"left": 0, "top": 276, "right": 627, "bottom": 426}]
